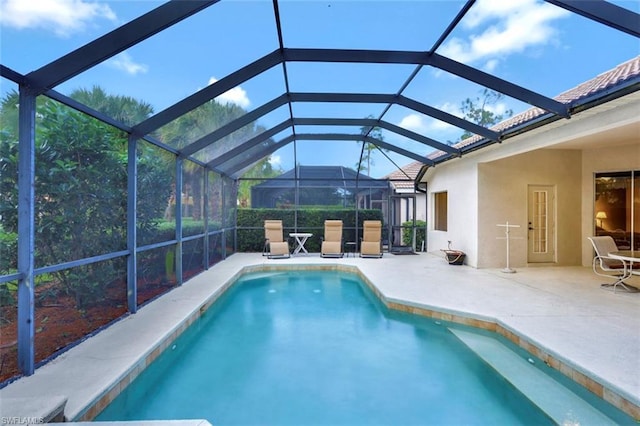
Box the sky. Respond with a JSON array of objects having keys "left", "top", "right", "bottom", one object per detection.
[{"left": 1, "top": 0, "right": 639, "bottom": 178}]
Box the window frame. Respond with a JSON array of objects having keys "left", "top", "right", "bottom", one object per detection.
[{"left": 433, "top": 191, "right": 448, "bottom": 232}]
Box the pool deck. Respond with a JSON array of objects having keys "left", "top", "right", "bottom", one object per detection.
[{"left": 1, "top": 252, "right": 639, "bottom": 422}]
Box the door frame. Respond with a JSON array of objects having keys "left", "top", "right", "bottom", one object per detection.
[
  {"left": 388, "top": 194, "right": 417, "bottom": 251},
  {"left": 527, "top": 184, "right": 556, "bottom": 263}
]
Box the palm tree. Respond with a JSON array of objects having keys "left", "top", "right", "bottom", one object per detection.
[
  {"left": 71, "top": 86, "right": 154, "bottom": 127},
  {"left": 356, "top": 115, "right": 386, "bottom": 176},
  {"left": 157, "top": 100, "right": 273, "bottom": 220},
  {"left": 237, "top": 156, "right": 283, "bottom": 208}
]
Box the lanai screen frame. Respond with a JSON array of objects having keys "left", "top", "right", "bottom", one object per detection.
[{"left": 0, "top": 0, "right": 638, "bottom": 377}]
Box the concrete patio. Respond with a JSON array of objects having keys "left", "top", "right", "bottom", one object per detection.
[{"left": 1, "top": 252, "right": 638, "bottom": 422}]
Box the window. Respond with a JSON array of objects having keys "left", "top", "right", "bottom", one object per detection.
[
  {"left": 594, "top": 171, "right": 639, "bottom": 250},
  {"left": 434, "top": 191, "right": 448, "bottom": 231}
]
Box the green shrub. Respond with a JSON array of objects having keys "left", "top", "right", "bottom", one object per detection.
[
  {"left": 0, "top": 228, "right": 17, "bottom": 275},
  {"left": 237, "top": 208, "right": 383, "bottom": 252},
  {"left": 0, "top": 280, "right": 17, "bottom": 307},
  {"left": 0, "top": 99, "right": 169, "bottom": 308},
  {"left": 402, "top": 220, "right": 426, "bottom": 249}
]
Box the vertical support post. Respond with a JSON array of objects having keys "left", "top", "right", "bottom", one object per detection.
[
  {"left": 17, "top": 87, "right": 36, "bottom": 376},
  {"left": 203, "top": 170, "right": 209, "bottom": 269},
  {"left": 632, "top": 172, "right": 636, "bottom": 250},
  {"left": 293, "top": 142, "right": 298, "bottom": 233},
  {"left": 355, "top": 203, "right": 360, "bottom": 250},
  {"left": 411, "top": 197, "right": 417, "bottom": 252},
  {"left": 422, "top": 182, "right": 428, "bottom": 252},
  {"left": 221, "top": 177, "right": 227, "bottom": 259},
  {"left": 175, "top": 158, "right": 183, "bottom": 285},
  {"left": 126, "top": 135, "right": 138, "bottom": 313},
  {"left": 231, "top": 178, "right": 237, "bottom": 256}
]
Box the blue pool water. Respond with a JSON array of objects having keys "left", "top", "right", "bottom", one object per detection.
[{"left": 97, "top": 270, "right": 630, "bottom": 425}]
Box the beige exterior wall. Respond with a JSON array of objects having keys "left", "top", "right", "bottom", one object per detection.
[
  {"left": 423, "top": 91, "right": 640, "bottom": 269},
  {"left": 425, "top": 159, "right": 479, "bottom": 265},
  {"left": 477, "top": 150, "right": 582, "bottom": 268}
]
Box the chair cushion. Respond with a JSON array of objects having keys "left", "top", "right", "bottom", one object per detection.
[
  {"left": 361, "top": 241, "right": 380, "bottom": 255},
  {"left": 324, "top": 220, "right": 343, "bottom": 242},
  {"left": 321, "top": 241, "right": 341, "bottom": 254},
  {"left": 363, "top": 221, "right": 382, "bottom": 242},
  {"left": 269, "top": 241, "right": 289, "bottom": 256},
  {"left": 601, "top": 258, "right": 625, "bottom": 269},
  {"left": 265, "top": 221, "right": 285, "bottom": 243}
]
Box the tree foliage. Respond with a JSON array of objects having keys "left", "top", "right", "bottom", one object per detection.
[
  {"left": 237, "top": 157, "right": 283, "bottom": 208},
  {"left": 71, "top": 86, "right": 154, "bottom": 127},
  {"left": 0, "top": 89, "right": 280, "bottom": 307},
  {"left": 157, "top": 100, "right": 246, "bottom": 150},
  {"left": 158, "top": 100, "right": 259, "bottom": 220},
  {"left": 0, "top": 89, "right": 168, "bottom": 307},
  {"left": 158, "top": 99, "right": 282, "bottom": 216},
  {"left": 356, "top": 115, "right": 387, "bottom": 176},
  {"left": 458, "top": 89, "right": 513, "bottom": 141}
]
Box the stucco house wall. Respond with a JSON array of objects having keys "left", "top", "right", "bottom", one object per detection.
[
  {"left": 423, "top": 90, "right": 639, "bottom": 269},
  {"left": 425, "top": 159, "right": 479, "bottom": 265},
  {"left": 477, "top": 149, "right": 582, "bottom": 268}
]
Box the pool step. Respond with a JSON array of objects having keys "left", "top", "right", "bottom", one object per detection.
[
  {"left": 236, "top": 271, "right": 287, "bottom": 283},
  {"left": 450, "top": 328, "right": 617, "bottom": 425}
]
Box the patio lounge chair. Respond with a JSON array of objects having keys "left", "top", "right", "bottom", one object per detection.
[
  {"left": 264, "top": 220, "right": 290, "bottom": 259},
  {"left": 587, "top": 236, "right": 630, "bottom": 292},
  {"left": 321, "top": 220, "right": 344, "bottom": 258},
  {"left": 360, "top": 220, "right": 383, "bottom": 258}
]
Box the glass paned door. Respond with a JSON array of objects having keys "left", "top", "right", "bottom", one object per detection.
[
  {"left": 595, "top": 171, "right": 639, "bottom": 250},
  {"left": 528, "top": 185, "right": 555, "bottom": 263}
]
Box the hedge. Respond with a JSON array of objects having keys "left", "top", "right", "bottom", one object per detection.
[
  {"left": 402, "top": 220, "right": 426, "bottom": 249},
  {"left": 237, "top": 208, "right": 384, "bottom": 253}
]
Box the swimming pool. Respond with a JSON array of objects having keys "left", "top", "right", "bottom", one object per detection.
[{"left": 97, "top": 270, "right": 632, "bottom": 425}]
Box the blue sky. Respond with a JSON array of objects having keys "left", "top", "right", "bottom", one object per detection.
[{"left": 1, "top": 0, "right": 639, "bottom": 178}]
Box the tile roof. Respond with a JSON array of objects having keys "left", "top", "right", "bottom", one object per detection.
[
  {"left": 389, "top": 55, "right": 640, "bottom": 190},
  {"left": 386, "top": 160, "right": 424, "bottom": 190},
  {"left": 426, "top": 55, "right": 640, "bottom": 160}
]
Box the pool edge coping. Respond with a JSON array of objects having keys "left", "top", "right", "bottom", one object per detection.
[{"left": 72, "top": 263, "right": 639, "bottom": 421}]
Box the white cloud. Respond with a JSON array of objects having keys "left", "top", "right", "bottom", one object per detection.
[
  {"left": 438, "top": 0, "right": 570, "bottom": 65},
  {"left": 483, "top": 101, "right": 511, "bottom": 117},
  {"left": 463, "top": 0, "right": 525, "bottom": 29},
  {"left": 399, "top": 114, "right": 426, "bottom": 133},
  {"left": 0, "top": 0, "right": 116, "bottom": 37},
  {"left": 483, "top": 58, "right": 499, "bottom": 72},
  {"left": 108, "top": 52, "right": 148, "bottom": 75},
  {"left": 399, "top": 102, "right": 461, "bottom": 134},
  {"left": 208, "top": 77, "right": 251, "bottom": 109},
  {"left": 269, "top": 155, "right": 281, "bottom": 167}
]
